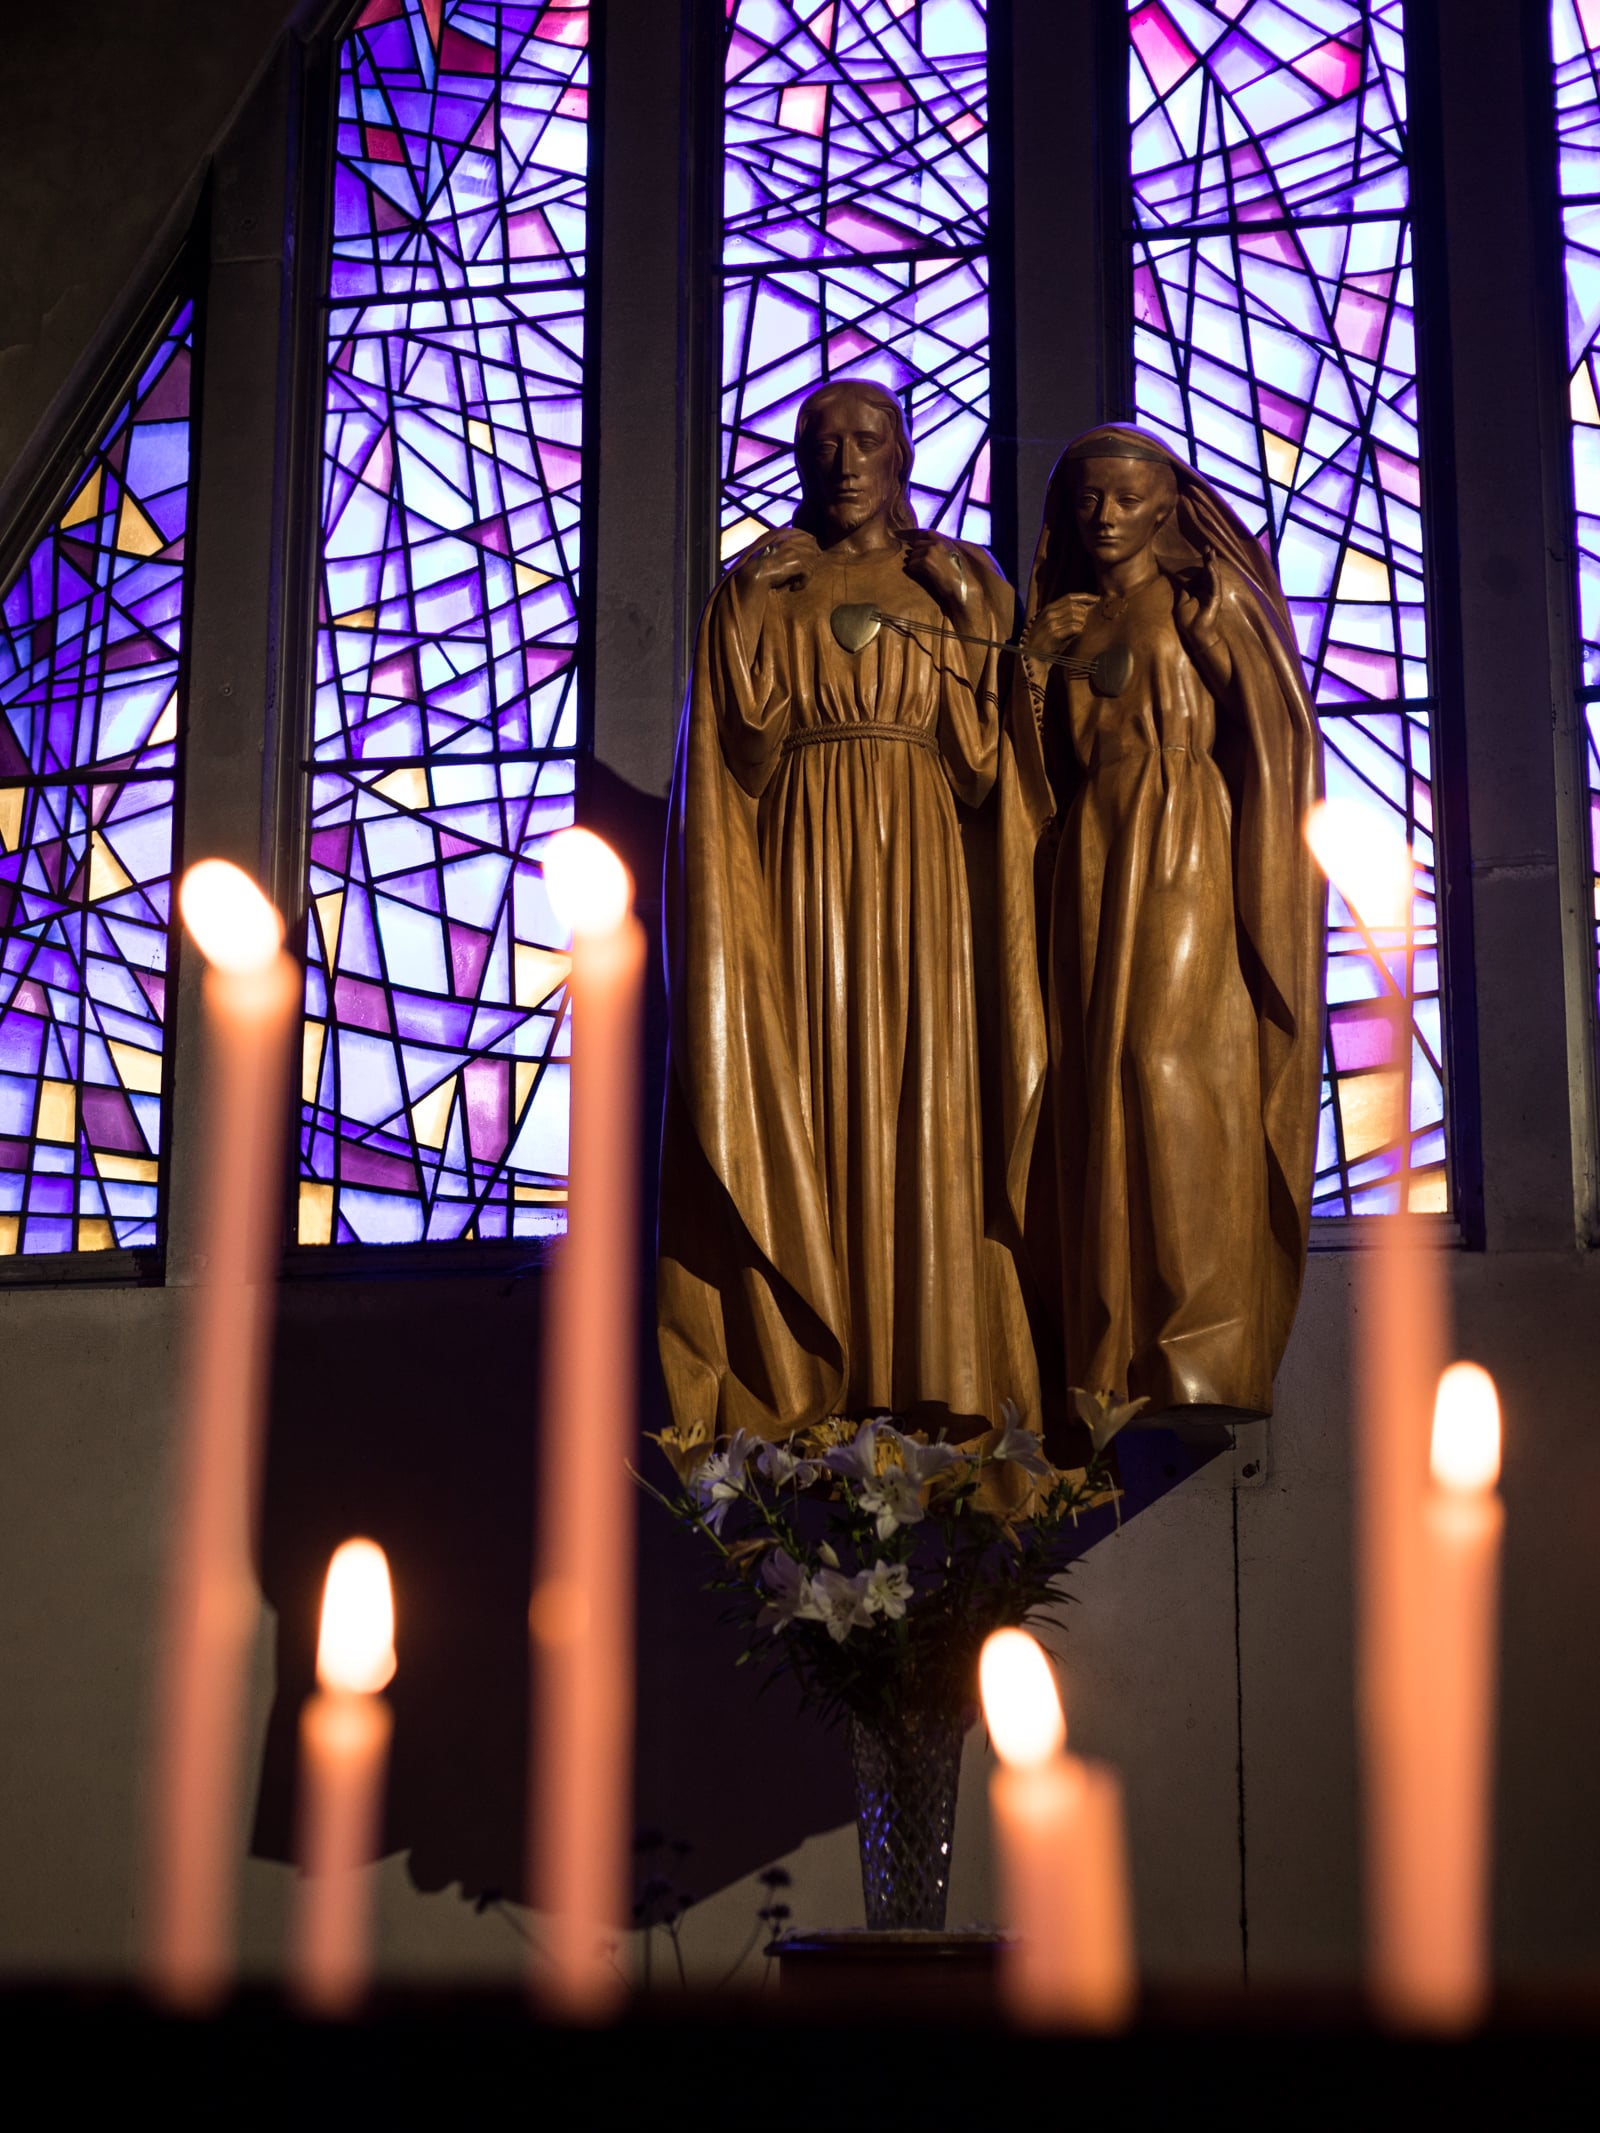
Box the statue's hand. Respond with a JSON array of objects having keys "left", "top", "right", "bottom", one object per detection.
[
  {"left": 1022, "top": 593, "right": 1097, "bottom": 659},
  {"left": 1173, "top": 546, "right": 1233, "bottom": 690},
  {"left": 735, "top": 527, "right": 820, "bottom": 592},
  {"left": 902, "top": 532, "right": 976, "bottom": 618}
]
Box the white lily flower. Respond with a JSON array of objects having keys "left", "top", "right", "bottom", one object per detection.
[
  {"left": 810, "top": 1566, "right": 876, "bottom": 1643},
  {"left": 757, "top": 1549, "right": 818, "bottom": 1633},
  {"left": 821, "top": 1418, "right": 888, "bottom": 1486},
  {"left": 858, "top": 1463, "right": 927, "bottom": 1540},
  {"left": 1070, "top": 1387, "right": 1149, "bottom": 1455},
  {"left": 993, "top": 1398, "right": 1053, "bottom": 1477},
  {"left": 692, "top": 1428, "right": 759, "bottom": 1533},
  {"left": 756, "top": 1440, "right": 817, "bottom": 1489},
  {"left": 859, "top": 1558, "right": 913, "bottom": 1621}
]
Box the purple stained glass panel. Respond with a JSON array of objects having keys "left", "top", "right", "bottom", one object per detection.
[
  {"left": 721, "top": 0, "right": 993, "bottom": 560},
  {"left": 1552, "top": 0, "right": 1600, "bottom": 1030},
  {"left": 1128, "top": 0, "right": 1447, "bottom": 1216},
  {"left": 0, "top": 303, "right": 192, "bottom": 1258},
  {"left": 302, "top": 0, "right": 587, "bottom": 1246}
]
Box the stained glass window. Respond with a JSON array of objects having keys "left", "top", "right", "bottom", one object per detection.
[
  {"left": 301, "top": 0, "right": 589, "bottom": 1247},
  {"left": 1127, "top": 0, "right": 1447, "bottom": 1216},
  {"left": 0, "top": 304, "right": 194, "bottom": 1260},
  {"left": 1552, "top": 0, "right": 1600, "bottom": 1031},
  {"left": 720, "top": 0, "right": 993, "bottom": 561}
]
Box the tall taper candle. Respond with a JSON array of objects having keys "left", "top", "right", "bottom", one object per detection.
[
  {"left": 1304, "top": 800, "right": 1449, "bottom": 2023},
  {"left": 529, "top": 829, "right": 645, "bottom": 2019},
  {"left": 146, "top": 861, "right": 297, "bottom": 2008},
  {"left": 981, "top": 1628, "right": 1136, "bottom": 2030},
  {"left": 292, "top": 1539, "right": 397, "bottom": 2016},
  {"left": 1387, "top": 1363, "right": 1504, "bottom": 2029}
]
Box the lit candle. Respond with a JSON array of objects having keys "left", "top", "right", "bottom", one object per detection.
[
  {"left": 980, "top": 1628, "right": 1135, "bottom": 2030},
  {"left": 1304, "top": 800, "right": 1449, "bottom": 2017},
  {"left": 1380, "top": 1363, "right": 1504, "bottom": 2030},
  {"left": 145, "top": 861, "right": 298, "bottom": 2008},
  {"left": 529, "top": 829, "right": 646, "bottom": 2019},
  {"left": 292, "top": 1539, "right": 397, "bottom": 2017}
]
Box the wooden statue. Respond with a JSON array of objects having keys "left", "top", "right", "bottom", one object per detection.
[
  {"left": 1017, "top": 426, "right": 1325, "bottom": 1423},
  {"left": 657, "top": 380, "right": 1047, "bottom": 1445}
]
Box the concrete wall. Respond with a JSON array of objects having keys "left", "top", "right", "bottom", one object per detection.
[{"left": 1, "top": 0, "right": 1597, "bottom": 1995}]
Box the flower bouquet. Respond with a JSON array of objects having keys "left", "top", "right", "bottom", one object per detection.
[{"left": 640, "top": 1393, "right": 1140, "bottom": 1931}]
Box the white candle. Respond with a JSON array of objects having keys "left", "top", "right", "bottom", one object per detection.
[
  {"left": 1304, "top": 801, "right": 1450, "bottom": 2020},
  {"left": 292, "top": 1539, "right": 397, "bottom": 2017},
  {"left": 529, "top": 829, "right": 646, "bottom": 2020},
  {"left": 980, "top": 1628, "right": 1135, "bottom": 2030},
  {"left": 1380, "top": 1364, "right": 1504, "bottom": 2030},
  {"left": 146, "top": 861, "right": 297, "bottom": 2009}
]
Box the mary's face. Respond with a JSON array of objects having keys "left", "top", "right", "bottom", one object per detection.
[
  {"left": 1070, "top": 456, "right": 1176, "bottom": 569},
  {"left": 798, "top": 392, "right": 901, "bottom": 536}
]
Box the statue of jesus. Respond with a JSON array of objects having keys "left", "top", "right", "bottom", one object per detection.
[{"left": 657, "top": 380, "right": 1047, "bottom": 1445}]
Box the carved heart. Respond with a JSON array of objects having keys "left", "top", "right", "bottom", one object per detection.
[
  {"left": 1088, "top": 644, "right": 1133, "bottom": 698},
  {"left": 830, "top": 603, "right": 882, "bottom": 655}
]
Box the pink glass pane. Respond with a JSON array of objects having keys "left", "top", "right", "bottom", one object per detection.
[{"left": 303, "top": 0, "right": 586, "bottom": 1246}]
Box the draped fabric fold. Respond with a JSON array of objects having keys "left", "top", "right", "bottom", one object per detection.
[{"left": 658, "top": 541, "right": 1047, "bottom": 1443}]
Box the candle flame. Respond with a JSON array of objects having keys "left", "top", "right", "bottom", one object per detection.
[
  {"left": 1303, "top": 799, "right": 1413, "bottom": 932},
  {"left": 179, "top": 860, "right": 285, "bottom": 974},
  {"left": 1430, "top": 1362, "right": 1502, "bottom": 1496},
  {"left": 542, "top": 828, "right": 633, "bottom": 937},
  {"left": 316, "top": 1540, "right": 396, "bottom": 1695},
  {"left": 980, "top": 1627, "right": 1066, "bottom": 1771}
]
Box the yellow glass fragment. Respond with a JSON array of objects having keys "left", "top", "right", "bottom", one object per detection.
[
  {"left": 1262, "top": 431, "right": 1299, "bottom": 487},
  {"left": 115, "top": 492, "right": 163, "bottom": 557},
  {"left": 1573, "top": 362, "right": 1600, "bottom": 427},
  {"left": 720, "top": 514, "right": 772, "bottom": 563},
  {"left": 1337, "top": 1068, "right": 1404, "bottom": 1162},
  {"left": 1408, "top": 1170, "right": 1448, "bottom": 1213},
  {"left": 410, "top": 1074, "right": 457, "bottom": 1150},
  {"left": 61, "top": 466, "right": 103, "bottom": 529},
  {"left": 514, "top": 944, "right": 570, "bottom": 1008},
  {"left": 0, "top": 786, "right": 23, "bottom": 855},
  {"left": 77, "top": 1218, "right": 116, "bottom": 1252},
  {"left": 374, "top": 765, "right": 430, "bottom": 810},
  {"left": 515, "top": 1059, "right": 538, "bottom": 1118},
  {"left": 316, "top": 889, "right": 345, "bottom": 962},
  {"left": 95, "top": 1153, "right": 159, "bottom": 1183},
  {"left": 468, "top": 418, "right": 494, "bottom": 453},
  {"left": 109, "top": 1038, "right": 163, "bottom": 1094},
  {"left": 336, "top": 607, "right": 377, "bottom": 629},
  {"left": 149, "top": 692, "right": 179, "bottom": 745},
  {"left": 303, "top": 1020, "right": 327, "bottom": 1104},
  {"left": 299, "top": 1180, "right": 335, "bottom": 1245},
  {"left": 1335, "top": 547, "right": 1391, "bottom": 603},
  {"left": 515, "top": 562, "right": 550, "bottom": 595},
  {"left": 88, "top": 831, "right": 133, "bottom": 903},
  {"left": 514, "top": 1185, "right": 568, "bottom": 1203},
  {"left": 0, "top": 1214, "right": 17, "bottom": 1255},
  {"left": 37, "top": 1081, "right": 76, "bottom": 1142}
]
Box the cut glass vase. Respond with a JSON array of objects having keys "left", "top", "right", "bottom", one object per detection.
[{"left": 848, "top": 1703, "right": 967, "bottom": 1931}]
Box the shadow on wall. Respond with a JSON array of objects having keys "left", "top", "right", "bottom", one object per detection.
[{"left": 249, "top": 762, "right": 1221, "bottom": 1914}]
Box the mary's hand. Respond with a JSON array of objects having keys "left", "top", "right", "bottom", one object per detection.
[
  {"left": 1022, "top": 593, "right": 1097, "bottom": 661},
  {"left": 1173, "top": 546, "right": 1234, "bottom": 693}
]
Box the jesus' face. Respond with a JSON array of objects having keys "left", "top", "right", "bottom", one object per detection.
[{"left": 797, "top": 390, "right": 902, "bottom": 541}]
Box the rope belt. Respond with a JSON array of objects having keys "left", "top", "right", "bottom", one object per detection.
[{"left": 781, "top": 721, "right": 939, "bottom": 756}]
